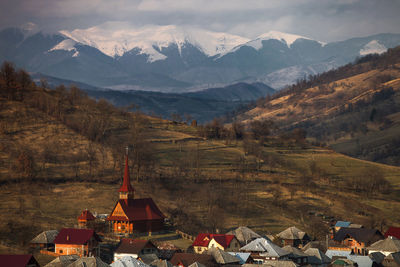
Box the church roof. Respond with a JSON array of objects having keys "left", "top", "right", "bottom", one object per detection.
[
  {"left": 119, "top": 154, "right": 134, "bottom": 193},
  {"left": 107, "top": 198, "right": 165, "bottom": 222}
]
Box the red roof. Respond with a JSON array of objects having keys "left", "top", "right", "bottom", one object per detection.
[
  {"left": 385, "top": 227, "right": 400, "bottom": 239},
  {"left": 0, "top": 254, "right": 38, "bottom": 267},
  {"left": 78, "top": 209, "right": 96, "bottom": 221},
  {"left": 53, "top": 228, "right": 101, "bottom": 245},
  {"left": 107, "top": 198, "right": 165, "bottom": 222},
  {"left": 192, "top": 233, "right": 236, "bottom": 249},
  {"left": 119, "top": 154, "right": 134, "bottom": 192}
]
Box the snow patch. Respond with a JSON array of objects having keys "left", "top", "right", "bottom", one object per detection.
[
  {"left": 49, "top": 39, "right": 80, "bottom": 57},
  {"left": 359, "top": 40, "right": 387, "bottom": 56},
  {"left": 59, "top": 22, "right": 249, "bottom": 62}
]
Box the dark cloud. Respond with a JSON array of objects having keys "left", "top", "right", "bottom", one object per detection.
[{"left": 0, "top": 0, "right": 399, "bottom": 41}]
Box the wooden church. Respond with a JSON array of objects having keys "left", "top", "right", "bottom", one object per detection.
[{"left": 107, "top": 150, "right": 165, "bottom": 234}]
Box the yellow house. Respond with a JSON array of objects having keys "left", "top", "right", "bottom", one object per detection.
[{"left": 192, "top": 233, "right": 240, "bottom": 254}]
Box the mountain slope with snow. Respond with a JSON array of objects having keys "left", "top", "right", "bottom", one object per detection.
[{"left": 59, "top": 22, "right": 250, "bottom": 62}]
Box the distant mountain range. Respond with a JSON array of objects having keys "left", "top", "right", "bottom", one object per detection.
[
  {"left": 31, "top": 73, "right": 275, "bottom": 122},
  {"left": 2, "top": 22, "right": 400, "bottom": 92}
]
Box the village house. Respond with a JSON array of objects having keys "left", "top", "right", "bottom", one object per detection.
[
  {"left": 192, "top": 233, "right": 240, "bottom": 254},
  {"left": 277, "top": 226, "right": 310, "bottom": 248},
  {"left": 113, "top": 238, "right": 159, "bottom": 262},
  {"left": 0, "top": 254, "right": 40, "bottom": 267},
  {"left": 303, "top": 248, "right": 331, "bottom": 267},
  {"left": 107, "top": 150, "right": 165, "bottom": 235},
  {"left": 77, "top": 209, "right": 96, "bottom": 228},
  {"left": 367, "top": 236, "right": 400, "bottom": 256},
  {"left": 333, "top": 228, "right": 384, "bottom": 255},
  {"left": 30, "top": 230, "right": 59, "bottom": 251},
  {"left": 282, "top": 246, "right": 309, "bottom": 265},
  {"left": 240, "top": 237, "right": 290, "bottom": 262},
  {"left": 53, "top": 228, "right": 101, "bottom": 257},
  {"left": 226, "top": 226, "right": 261, "bottom": 246},
  {"left": 205, "top": 247, "right": 241, "bottom": 265},
  {"left": 43, "top": 255, "right": 80, "bottom": 267}
]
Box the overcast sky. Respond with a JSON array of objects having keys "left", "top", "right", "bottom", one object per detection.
[{"left": 1, "top": 0, "right": 400, "bottom": 42}]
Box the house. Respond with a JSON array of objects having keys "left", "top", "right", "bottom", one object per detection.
[
  {"left": 205, "top": 247, "right": 241, "bottom": 265},
  {"left": 333, "top": 228, "right": 384, "bottom": 255},
  {"left": 150, "top": 259, "right": 173, "bottom": 267},
  {"left": 242, "top": 260, "right": 299, "bottom": 267},
  {"left": 53, "top": 228, "right": 101, "bottom": 257},
  {"left": 367, "top": 236, "right": 400, "bottom": 256},
  {"left": 192, "top": 233, "right": 240, "bottom": 254},
  {"left": 0, "top": 254, "right": 40, "bottom": 267},
  {"left": 78, "top": 209, "right": 96, "bottom": 228},
  {"left": 30, "top": 230, "right": 59, "bottom": 251},
  {"left": 385, "top": 227, "right": 400, "bottom": 239},
  {"left": 303, "top": 248, "right": 331, "bottom": 267},
  {"left": 282, "top": 246, "right": 309, "bottom": 265},
  {"left": 240, "top": 237, "right": 290, "bottom": 261},
  {"left": 226, "top": 226, "right": 261, "bottom": 246},
  {"left": 169, "top": 253, "right": 218, "bottom": 267},
  {"left": 277, "top": 227, "right": 310, "bottom": 247},
  {"left": 114, "top": 239, "right": 159, "bottom": 262},
  {"left": 44, "top": 255, "right": 80, "bottom": 267},
  {"left": 107, "top": 151, "right": 165, "bottom": 234}
]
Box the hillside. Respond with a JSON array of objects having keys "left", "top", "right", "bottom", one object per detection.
[
  {"left": 238, "top": 46, "right": 400, "bottom": 166},
  {"left": 1, "top": 62, "right": 400, "bottom": 256}
]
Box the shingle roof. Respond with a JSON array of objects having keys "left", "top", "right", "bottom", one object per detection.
[
  {"left": 187, "top": 262, "right": 206, "bottom": 267},
  {"left": 44, "top": 255, "right": 80, "bottom": 267},
  {"left": 385, "top": 227, "right": 400, "bottom": 239},
  {"left": 240, "top": 237, "right": 290, "bottom": 257},
  {"left": 0, "top": 254, "right": 38, "bottom": 267},
  {"left": 227, "top": 252, "right": 251, "bottom": 265},
  {"left": 205, "top": 247, "right": 240, "bottom": 264},
  {"left": 277, "top": 226, "right": 308, "bottom": 240},
  {"left": 367, "top": 237, "right": 400, "bottom": 253},
  {"left": 282, "top": 246, "right": 309, "bottom": 257},
  {"left": 226, "top": 226, "right": 261, "bottom": 245},
  {"left": 334, "top": 228, "right": 383, "bottom": 244},
  {"left": 31, "top": 230, "right": 59, "bottom": 244},
  {"left": 111, "top": 256, "right": 150, "bottom": 267},
  {"left": 53, "top": 228, "right": 101, "bottom": 245},
  {"left": 170, "top": 253, "right": 217, "bottom": 267},
  {"left": 304, "top": 248, "right": 331, "bottom": 265},
  {"left": 335, "top": 221, "right": 351, "bottom": 228},
  {"left": 192, "top": 233, "right": 235, "bottom": 249},
  {"left": 115, "top": 239, "right": 156, "bottom": 255},
  {"left": 107, "top": 198, "right": 165, "bottom": 222}
]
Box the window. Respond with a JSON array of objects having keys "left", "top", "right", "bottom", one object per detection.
[{"left": 59, "top": 250, "right": 63, "bottom": 253}]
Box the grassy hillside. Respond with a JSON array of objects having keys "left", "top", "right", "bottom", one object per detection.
[
  {"left": 1, "top": 62, "right": 400, "bottom": 257},
  {"left": 238, "top": 47, "right": 400, "bottom": 166}
]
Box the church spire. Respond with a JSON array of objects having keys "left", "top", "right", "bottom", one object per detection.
[{"left": 119, "top": 147, "right": 134, "bottom": 200}]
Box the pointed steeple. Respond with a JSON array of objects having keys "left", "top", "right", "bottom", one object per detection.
[{"left": 118, "top": 147, "right": 134, "bottom": 200}]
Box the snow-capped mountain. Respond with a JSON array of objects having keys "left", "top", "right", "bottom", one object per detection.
[
  {"left": 2, "top": 23, "right": 400, "bottom": 91},
  {"left": 58, "top": 22, "right": 250, "bottom": 62}
]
